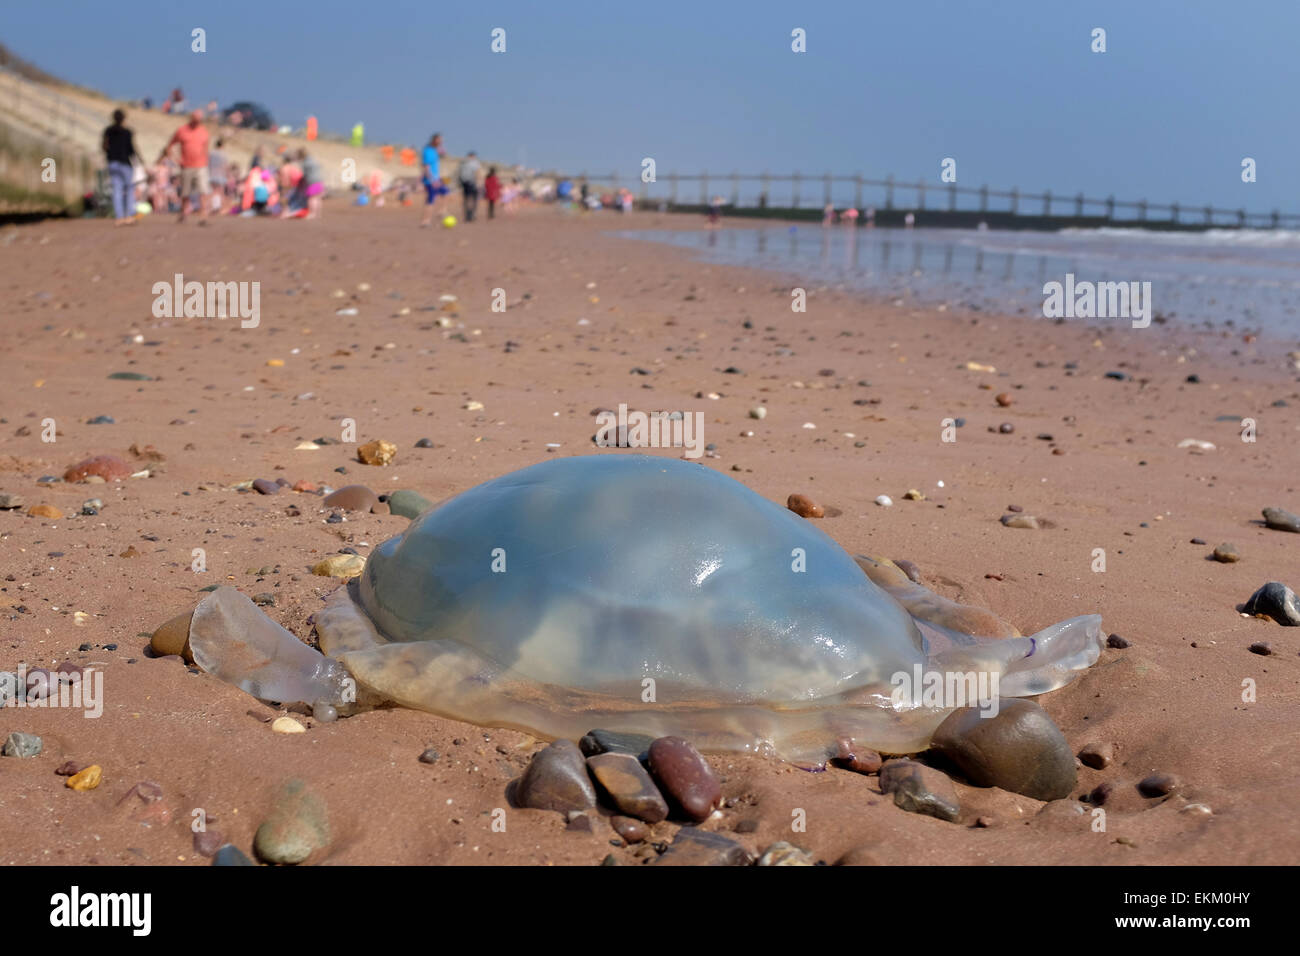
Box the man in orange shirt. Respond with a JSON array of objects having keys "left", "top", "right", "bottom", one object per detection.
[{"left": 159, "top": 110, "right": 212, "bottom": 223}]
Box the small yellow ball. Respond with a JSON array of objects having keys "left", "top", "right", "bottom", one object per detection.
[{"left": 441, "top": 215, "right": 457, "bottom": 228}]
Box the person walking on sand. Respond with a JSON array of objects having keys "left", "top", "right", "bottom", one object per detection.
[
  {"left": 102, "top": 108, "right": 144, "bottom": 224},
  {"left": 459, "top": 150, "right": 481, "bottom": 222},
  {"left": 159, "top": 110, "right": 211, "bottom": 223},
  {"left": 419, "top": 132, "right": 447, "bottom": 226},
  {"left": 484, "top": 166, "right": 501, "bottom": 219}
]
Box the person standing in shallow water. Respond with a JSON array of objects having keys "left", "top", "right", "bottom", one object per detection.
[{"left": 102, "top": 109, "right": 143, "bottom": 224}]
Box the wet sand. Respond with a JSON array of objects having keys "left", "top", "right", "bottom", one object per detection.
[{"left": 1, "top": 206, "right": 1297, "bottom": 865}]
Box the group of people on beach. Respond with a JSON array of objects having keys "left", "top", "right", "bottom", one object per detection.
[
  {"left": 101, "top": 109, "right": 324, "bottom": 224},
  {"left": 102, "top": 109, "right": 533, "bottom": 228},
  {"left": 415, "top": 132, "right": 509, "bottom": 225}
]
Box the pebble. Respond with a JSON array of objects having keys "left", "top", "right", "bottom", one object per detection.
[
  {"left": 64, "top": 455, "right": 133, "bottom": 482},
  {"left": 271, "top": 716, "right": 306, "bottom": 734},
  {"left": 384, "top": 489, "right": 434, "bottom": 519},
  {"left": 418, "top": 748, "right": 440, "bottom": 764},
  {"left": 2, "top": 732, "right": 43, "bottom": 758},
  {"left": 107, "top": 371, "right": 152, "bottom": 381},
  {"left": 66, "top": 765, "right": 102, "bottom": 791},
  {"left": 756, "top": 842, "right": 816, "bottom": 866},
  {"left": 646, "top": 736, "right": 722, "bottom": 823},
  {"left": 150, "top": 610, "right": 194, "bottom": 661},
  {"left": 1034, "top": 800, "right": 1090, "bottom": 829},
  {"left": 86, "top": 415, "right": 115, "bottom": 425},
  {"left": 1249, "top": 642, "right": 1273, "bottom": 656},
  {"left": 654, "top": 827, "right": 752, "bottom": 866},
  {"left": 1000, "top": 514, "right": 1040, "bottom": 529},
  {"left": 28, "top": 504, "right": 63, "bottom": 519},
  {"left": 212, "top": 845, "right": 256, "bottom": 866},
  {"left": 1104, "top": 370, "right": 1129, "bottom": 381},
  {"left": 995, "top": 393, "right": 1012, "bottom": 406},
  {"left": 832, "top": 738, "right": 882, "bottom": 774},
  {"left": 54, "top": 761, "right": 83, "bottom": 776},
  {"left": 0, "top": 493, "right": 24, "bottom": 509},
  {"left": 565, "top": 810, "right": 595, "bottom": 832},
  {"left": 253, "top": 779, "right": 331, "bottom": 864},
  {"left": 292, "top": 480, "right": 317, "bottom": 492},
  {"left": 322, "top": 484, "right": 382, "bottom": 513},
  {"left": 357, "top": 439, "right": 397, "bottom": 466},
  {"left": 610, "top": 815, "right": 648, "bottom": 843},
  {"left": 1137, "top": 772, "right": 1180, "bottom": 798},
  {"left": 514, "top": 739, "right": 597, "bottom": 812},
  {"left": 193, "top": 829, "right": 226, "bottom": 857},
  {"left": 311, "top": 554, "right": 366, "bottom": 578},
  {"left": 998, "top": 422, "right": 1014, "bottom": 434},
  {"left": 251, "top": 478, "right": 281, "bottom": 495},
  {"left": 1078, "top": 741, "right": 1115, "bottom": 770},
  {"left": 415, "top": 437, "right": 435, "bottom": 448},
  {"left": 1262, "top": 507, "right": 1300, "bottom": 533},
  {"left": 1212, "top": 543, "right": 1240, "bottom": 563},
  {"left": 930, "top": 700, "right": 1075, "bottom": 800},
  {"left": 874, "top": 495, "right": 893, "bottom": 507},
  {"left": 578, "top": 728, "right": 655, "bottom": 757},
  {"left": 902, "top": 489, "right": 925, "bottom": 501},
  {"left": 786, "top": 493, "right": 824, "bottom": 518},
  {"left": 1190, "top": 537, "right": 1207, "bottom": 545},
  {"left": 1242, "top": 582, "right": 1300, "bottom": 625},
  {"left": 1107, "top": 633, "right": 1131, "bottom": 648},
  {"left": 587, "top": 753, "right": 669, "bottom": 823},
  {"left": 878, "top": 759, "right": 961, "bottom": 822}
]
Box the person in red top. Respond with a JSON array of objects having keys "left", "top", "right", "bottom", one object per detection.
[
  {"left": 484, "top": 167, "right": 502, "bottom": 220},
  {"left": 159, "top": 110, "right": 211, "bottom": 222}
]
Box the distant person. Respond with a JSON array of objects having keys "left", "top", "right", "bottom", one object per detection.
[
  {"left": 483, "top": 166, "right": 501, "bottom": 219},
  {"left": 208, "top": 138, "right": 230, "bottom": 213},
  {"left": 459, "top": 151, "right": 482, "bottom": 222},
  {"left": 298, "top": 148, "right": 324, "bottom": 219},
  {"left": 101, "top": 109, "right": 143, "bottom": 224},
  {"left": 556, "top": 178, "right": 572, "bottom": 202},
  {"left": 707, "top": 194, "right": 724, "bottom": 226},
  {"left": 419, "top": 132, "right": 447, "bottom": 227},
  {"left": 158, "top": 110, "right": 211, "bottom": 223}
]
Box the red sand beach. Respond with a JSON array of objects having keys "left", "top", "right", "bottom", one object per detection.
[{"left": 1, "top": 206, "right": 1297, "bottom": 865}]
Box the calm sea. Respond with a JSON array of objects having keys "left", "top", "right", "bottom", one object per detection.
[{"left": 617, "top": 224, "right": 1300, "bottom": 338}]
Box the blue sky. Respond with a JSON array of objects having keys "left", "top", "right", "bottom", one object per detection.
[{"left": 7, "top": 0, "right": 1297, "bottom": 211}]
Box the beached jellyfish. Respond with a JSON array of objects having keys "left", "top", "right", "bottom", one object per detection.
[{"left": 189, "top": 455, "right": 1103, "bottom": 762}]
